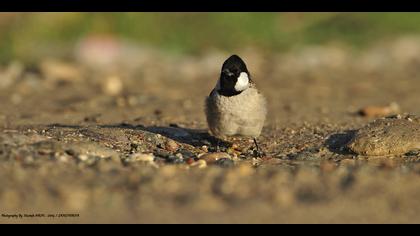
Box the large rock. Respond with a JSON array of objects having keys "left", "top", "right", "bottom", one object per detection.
[{"left": 347, "top": 115, "right": 420, "bottom": 156}]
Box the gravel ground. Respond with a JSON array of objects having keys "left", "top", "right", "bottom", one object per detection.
[{"left": 0, "top": 38, "right": 420, "bottom": 223}]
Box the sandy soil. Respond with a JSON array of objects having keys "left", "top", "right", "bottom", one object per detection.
[{"left": 0, "top": 40, "right": 420, "bottom": 223}]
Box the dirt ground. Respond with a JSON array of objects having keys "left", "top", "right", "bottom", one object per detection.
[{"left": 0, "top": 38, "right": 420, "bottom": 223}]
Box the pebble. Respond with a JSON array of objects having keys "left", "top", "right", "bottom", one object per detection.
[
  {"left": 190, "top": 159, "right": 207, "bottom": 169},
  {"left": 201, "top": 145, "right": 209, "bottom": 153},
  {"left": 77, "top": 154, "right": 98, "bottom": 166},
  {"left": 164, "top": 139, "right": 179, "bottom": 152},
  {"left": 347, "top": 115, "right": 420, "bottom": 156},
  {"left": 102, "top": 75, "right": 123, "bottom": 96},
  {"left": 57, "top": 154, "right": 70, "bottom": 163},
  {"left": 78, "top": 154, "right": 89, "bottom": 162},
  {"left": 40, "top": 59, "right": 82, "bottom": 82},
  {"left": 178, "top": 149, "right": 195, "bottom": 159},
  {"left": 208, "top": 145, "right": 227, "bottom": 153},
  {"left": 226, "top": 147, "right": 237, "bottom": 155},
  {"left": 66, "top": 142, "right": 119, "bottom": 159},
  {"left": 166, "top": 154, "right": 184, "bottom": 164},
  {"left": 199, "top": 152, "right": 231, "bottom": 164},
  {"left": 126, "top": 153, "right": 155, "bottom": 163},
  {"left": 358, "top": 102, "right": 400, "bottom": 118},
  {"left": 186, "top": 158, "right": 195, "bottom": 165},
  {"left": 154, "top": 149, "right": 171, "bottom": 158}
]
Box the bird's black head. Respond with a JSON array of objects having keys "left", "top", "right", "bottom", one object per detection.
[{"left": 218, "top": 55, "right": 251, "bottom": 97}]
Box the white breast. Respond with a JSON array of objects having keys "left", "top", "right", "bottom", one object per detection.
[{"left": 205, "top": 86, "right": 267, "bottom": 138}]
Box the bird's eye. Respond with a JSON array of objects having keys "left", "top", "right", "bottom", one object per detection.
[{"left": 222, "top": 69, "right": 234, "bottom": 77}]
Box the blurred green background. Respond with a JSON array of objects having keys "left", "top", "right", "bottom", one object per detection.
[{"left": 2, "top": 12, "right": 420, "bottom": 63}]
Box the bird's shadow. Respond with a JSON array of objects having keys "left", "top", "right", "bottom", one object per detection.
[
  {"left": 105, "top": 123, "right": 230, "bottom": 148},
  {"left": 48, "top": 122, "right": 229, "bottom": 149},
  {"left": 324, "top": 130, "right": 357, "bottom": 155}
]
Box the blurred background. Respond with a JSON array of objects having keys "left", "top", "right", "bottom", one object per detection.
[
  {"left": 2, "top": 12, "right": 420, "bottom": 62},
  {"left": 1, "top": 12, "right": 420, "bottom": 125}
]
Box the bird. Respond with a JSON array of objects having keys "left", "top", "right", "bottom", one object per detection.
[{"left": 205, "top": 54, "right": 267, "bottom": 155}]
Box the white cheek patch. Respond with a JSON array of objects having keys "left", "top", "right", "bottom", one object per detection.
[{"left": 234, "top": 72, "right": 249, "bottom": 91}]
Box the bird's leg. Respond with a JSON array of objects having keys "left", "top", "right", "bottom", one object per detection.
[
  {"left": 253, "top": 138, "right": 260, "bottom": 152},
  {"left": 253, "top": 138, "right": 264, "bottom": 157}
]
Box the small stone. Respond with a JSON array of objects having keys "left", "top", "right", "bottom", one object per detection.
[
  {"left": 226, "top": 147, "right": 235, "bottom": 155},
  {"left": 166, "top": 154, "right": 184, "bottom": 164},
  {"left": 358, "top": 102, "right": 400, "bottom": 118},
  {"left": 201, "top": 145, "right": 209, "bottom": 153},
  {"left": 40, "top": 59, "right": 82, "bottom": 82},
  {"left": 178, "top": 149, "right": 195, "bottom": 159},
  {"left": 66, "top": 142, "right": 119, "bottom": 159},
  {"left": 199, "top": 152, "right": 231, "bottom": 164},
  {"left": 127, "top": 153, "right": 155, "bottom": 163},
  {"left": 208, "top": 145, "right": 227, "bottom": 152},
  {"left": 77, "top": 155, "right": 98, "bottom": 166},
  {"left": 102, "top": 75, "right": 123, "bottom": 96},
  {"left": 83, "top": 114, "right": 101, "bottom": 123},
  {"left": 154, "top": 149, "right": 171, "bottom": 158},
  {"left": 165, "top": 139, "right": 179, "bottom": 152},
  {"left": 57, "top": 154, "right": 70, "bottom": 163},
  {"left": 78, "top": 154, "right": 89, "bottom": 162},
  {"left": 21, "top": 156, "right": 35, "bottom": 165},
  {"left": 186, "top": 158, "right": 195, "bottom": 165},
  {"left": 125, "top": 96, "right": 137, "bottom": 106},
  {"left": 190, "top": 159, "right": 207, "bottom": 169}
]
